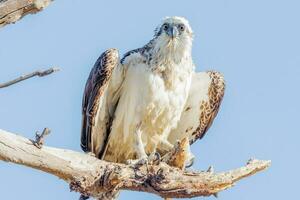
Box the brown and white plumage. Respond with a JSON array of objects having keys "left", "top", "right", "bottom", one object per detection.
[
  {"left": 81, "top": 17, "right": 225, "bottom": 165},
  {"left": 168, "top": 71, "right": 225, "bottom": 145},
  {"left": 81, "top": 49, "right": 122, "bottom": 157}
]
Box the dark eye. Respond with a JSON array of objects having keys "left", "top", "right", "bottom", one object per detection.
[
  {"left": 179, "top": 24, "right": 185, "bottom": 31},
  {"left": 163, "top": 24, "right": 169, "bottom": 31}
]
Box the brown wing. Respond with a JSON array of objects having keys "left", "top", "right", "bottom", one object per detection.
[
  {"left": 168, "top": 71, "right": 225, "bottom": 145},
  {"left": 81, "top": 49, "right": 121, "bottom": 157}
]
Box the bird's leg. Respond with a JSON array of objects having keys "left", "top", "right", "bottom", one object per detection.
[
  {"left": 127, "top": 124, "right": 148, "bottom": 165},
  {"left": 135, "top": 129, "right": 148, "bottom": 160}
]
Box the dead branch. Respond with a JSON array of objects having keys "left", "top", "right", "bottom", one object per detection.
[
  {"left": 0, "top": 0, "right": 53, "bottom": 28},
  {"left": 0, "top": 67, "right": 59, "bottom": 88},
  {"left": 0, "top": 128, "right": 271, "bottom": 199}
]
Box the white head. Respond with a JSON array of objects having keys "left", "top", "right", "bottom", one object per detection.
[{"left": 153, "top": 16, "right": 193, "bottom": 60}]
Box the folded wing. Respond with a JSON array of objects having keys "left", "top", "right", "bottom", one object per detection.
[
  {"left": 168, "top": 71, "right": 225, "bottom": 145},
  {"left": 81, "top": 49, "right": 125, "bottom": 158}
]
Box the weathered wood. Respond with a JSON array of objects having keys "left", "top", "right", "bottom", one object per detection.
[
  {"left": 0, "top": 0, "right": 53, "bottom": 28},
  {"left": 0, "top": 128, "right": 271, "bottom": 199}
]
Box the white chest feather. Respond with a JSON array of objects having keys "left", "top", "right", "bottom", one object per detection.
[{"left": 104, "top": 56, "right": 193, "bottom": 162}]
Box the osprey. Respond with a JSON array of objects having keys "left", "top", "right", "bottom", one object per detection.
[{"left": 81, "top": 17, "right": 225, "bottom": 165}]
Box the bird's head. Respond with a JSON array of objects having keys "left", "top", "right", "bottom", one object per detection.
[
  {"left": 154, "top": 16, "right": 193, "bottom": 59},
  {"left": 156, "top": 17, "right": 193, "bottom": 39}
]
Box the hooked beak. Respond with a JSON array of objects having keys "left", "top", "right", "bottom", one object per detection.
[{"left": 167, "top": 26, "right": 179, "bottom": 39}]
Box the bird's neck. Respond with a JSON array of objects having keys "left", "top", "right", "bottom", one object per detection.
[
  {"left": 149, "top": 39, "right": 192, "bottom": 71},
  {"left": 148, "top": 40, "right": 193, "bottom": 89}
]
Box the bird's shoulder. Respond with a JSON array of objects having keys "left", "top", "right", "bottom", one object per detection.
[{"left": 120, "top": 40, "right": 154, "bottom": 66}]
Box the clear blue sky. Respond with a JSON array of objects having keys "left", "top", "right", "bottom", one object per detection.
[{"left": 0, "top": 0, "right": 299, "bottom": 199}]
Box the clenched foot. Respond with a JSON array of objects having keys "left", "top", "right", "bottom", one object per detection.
[
  {"left": 126, "top": 156, "right": 148, "bottom": 167},
  {"left": 87, "top": 152, "right": 96, "bottom": 157}
]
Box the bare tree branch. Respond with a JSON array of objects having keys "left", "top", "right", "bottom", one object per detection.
[
  {"left": 0, "top": 128, "right": 271, "bottom": 199},
  {"left": 0, "top": 0, "right": 53, "bottom": 28},
  {"left": 0, "top": 67, "right": 59, "bottom": 88},
  {"left": 0, "top": 1, "right": 271, "bottom": 198}
]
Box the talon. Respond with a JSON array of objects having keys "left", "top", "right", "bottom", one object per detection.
[
  {"left": 213, "top": 193, "right": 218, "bottom": 198},
  {"left": 136, "top": 157, "right": 148, "bottom": 166},
  {"left": 87, "top": 152, "right": 96, "bottom": 157},
  {"left": 126, "top": 159, "right": 133, "bottom": 165},
  {"left": 127, "top": 157, "right": 148, "bottom": 167},
  {"left": 185, "top": 157, "right": 195, "bottom": 168},
  {"left": 155, "top": 152, "right": 161, "bottom": 161},
  {"left": 79, "top": 195, "right": 89, "bottom": 200}
]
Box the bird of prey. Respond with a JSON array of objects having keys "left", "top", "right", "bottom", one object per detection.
[{"left": 81, "top": 16, "right": 225, "bottom": 165}]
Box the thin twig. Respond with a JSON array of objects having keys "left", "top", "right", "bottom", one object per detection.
[
  {"left": 0, "top": 67, "right": 59, "bottom": 88},
  {"left": 32, "top": 128, "right": 50, "bottom": 149}
]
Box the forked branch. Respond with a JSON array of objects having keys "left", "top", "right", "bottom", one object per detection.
[{"left": 0, "top": 128, "right": 271, "bottom": 199}]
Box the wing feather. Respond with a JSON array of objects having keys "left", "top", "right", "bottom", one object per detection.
[
  {"left": 168, "top": 71, "right": 225, "bottom": 145},
  {"left": 81, "top": 49, "right": 121, "bottom": 156}
]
